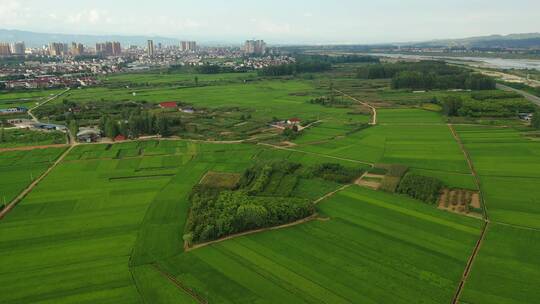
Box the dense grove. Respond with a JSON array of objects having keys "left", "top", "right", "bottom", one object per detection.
[
  {"left": 184, "top": 161, "right": 315, "bottom": 244},
  {"left": 309, "top": 163, "right": 364, "bottom": 183},
  {"left": 442, "top": 92, "right": 535, "bottom": 118},
  {"left": 397, "top": 173, "right": 444, "bottom": 204},
  {"left": 357, "top": 61, "right": 495, "bottom": 90},
  {"left": 184, "top": 161, "right": 364, "bottom": 244}
]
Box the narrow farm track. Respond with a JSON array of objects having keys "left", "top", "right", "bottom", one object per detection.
[
  {"left": 27, "top": 88, "right": 70, "bottom": 122},
  {"left": 0, "top": 145, "right": 74, "bottom": 220},
  {"left": 151, "top": 263, "right": 207, "bottom": 304},
  {"left": 448, "top": 124, "right": 490, "bottom": 304},
  {"left": 334, "top": 89, "right": 377, "bottom": 125},
  {"left": 0, "top": 144, "right": 68, "bottom": 152}
]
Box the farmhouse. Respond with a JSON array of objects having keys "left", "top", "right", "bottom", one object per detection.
[
  {"left": 77, "top": 128, "right": 101, "bottom": 143},
  {"left": 114, "top": 134, "right": 127, "bottom": 142},
  {"left": 34, "top": 123, "right": 67, "bottom": 131},
  {"left": 287, "top": 118, "right": 302, "bottom": 125},
  {"left": 181, "top": 106, "right": 195, "bottom": 114},
  {"left": 159, "top": 102, "right": 178, "bottom": 109}
]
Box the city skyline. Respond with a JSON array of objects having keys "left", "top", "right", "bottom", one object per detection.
[{"left": 1, "top": 0, "right": 539, "bottom": 44}]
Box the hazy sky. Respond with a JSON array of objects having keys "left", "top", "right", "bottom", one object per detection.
[{"left": 1, "top": 0, "right": 539, "bottom": 44}]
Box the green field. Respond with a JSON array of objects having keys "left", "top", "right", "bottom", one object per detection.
[
  {"left": 295, "top": 109, "right": 470, "bottom": 175},
  {"left": 157, "top": 186, "right": 482, "bottom": 303},
  {"left": 1, "top": 63, "right": 539, "bottom": 303},
  {"left": 0, "top": 129, "right": 66, "bottom": 148},
  {"left": 461, "top": 224, "right": 540, "bottom": 304},
  {"left": 56, "top": 80, "right": 370, "bottom": 125},
  {"left": 0, "top": 89, "right": 64, "bottom": 108},
  {"left": 0, "top": 147, "right": 66, "bottom": 204},
  {"left": 455, "top": 125, "right": 540, "bottom": 228},
  {"left": 102, "top": 71, "right": 257, "bottom": 86}
]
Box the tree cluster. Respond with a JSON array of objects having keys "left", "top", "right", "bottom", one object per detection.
[
  {"left": 184, "top": 161, "right": 313, "bottom": 244},
  {"left": 357, "top": 61, "right": 496, "bottom": 90},
  {"left": 442, "top": 95, "right": 535, "bottom": 118},
  {"left": 258, "top": 62, "right": 332, "bottom": 77},
  {"left": 309, "top": 163, "right": 364, "bottom": 184},
  {"left": 397, "top": 173, "right": 443, "bottom": 204},
  {"left": 99, "top": 113, "right": 174, "bottom": 139}
]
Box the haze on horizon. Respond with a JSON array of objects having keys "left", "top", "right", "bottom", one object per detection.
[{"left": 1, "top": 0, "right": 539, "bottom": 44}]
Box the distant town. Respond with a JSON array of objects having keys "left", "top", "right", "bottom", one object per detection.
[{"left": 0, "top": 38, "right": 296, "bottom": 90}]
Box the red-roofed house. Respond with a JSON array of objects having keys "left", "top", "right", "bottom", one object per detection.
[
  {"left": 287, "top": 118, "right": 301, "bottom": 125},
  {"left": 159, "top": 102, "right": 178, "bottom": 109},
  {"left": 114, "top": 134, "right": 126, "bottom": 142}
]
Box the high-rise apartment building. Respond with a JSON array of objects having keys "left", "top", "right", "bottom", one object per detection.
[
  {"left": 147, "top": 40, "right": 155, "bottom": 57},
  {"left": 180, "top": 41, "right": 197, "bottom": 52},
  {"left": 95, "top": 42, "right": 121, "bottom": 56},
  {"left": 112, "top": 42, "right": 122, "bottom": 56},
  {"left": 244, "top": 40, "right": 267, "bottom": 55},
  {"left": 10, "top": 42, "right": 25, "bottom": 55},
  {"left": 0, "top": 43, "right": 11, "bottom": 56},
  {"left": 49, "top": 42, "right": 65, "bottom": 56},
  {"left": 71, "top": 42, "right": 84, "bottom": 56}
]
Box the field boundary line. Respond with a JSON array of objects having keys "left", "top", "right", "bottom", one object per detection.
[
  {"left": 151, "top": 263, "right": 207, "bottom": 304},
  {"left": 448, "top": 123, "right": 490, "bottom": 304},
  {"left": 334, "top": 89, "right": 377, "bottom": 125},
  {"left": 0, "top": 145, "right": 73, "bottom": 220},
  {"left": 258, "top": 142, "right": 374, "bottom": 167}
]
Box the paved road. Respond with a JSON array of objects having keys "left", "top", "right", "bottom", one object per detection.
[{"left": 497, "top": 83, "right": 540, "bottom": 107}]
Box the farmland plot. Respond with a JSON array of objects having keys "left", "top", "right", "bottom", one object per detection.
[
  {"left": 157, "top": 186, "right": 482, "bottom": 304},
  {"left": 0, "top": 141, "right": 261, "bottom": 303},
  {"left": 0, "top": 147, "right": 66, "bottom": 204}
]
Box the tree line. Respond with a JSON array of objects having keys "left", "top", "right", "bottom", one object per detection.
[
  {"left": 357, "top": 61, "right": 496, "bottom": 90},
  {"left": 441, "top": 94, "right": 535, "bottom": 118}
]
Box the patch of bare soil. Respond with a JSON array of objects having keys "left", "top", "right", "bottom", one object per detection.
[
  {"left": 356, "top": 173, "right": 385, "bottom": 190},
  {"left": 438, "top": 188, "right": 482, "bottom": 217}
]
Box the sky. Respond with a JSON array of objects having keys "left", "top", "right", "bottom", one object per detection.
[{"left": 0, "top": 0, "right": 539, "bottom": 44}]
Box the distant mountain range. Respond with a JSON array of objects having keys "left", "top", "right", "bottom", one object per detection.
[
  {"left": 408, "top": 33, "right": 540, "bottom": 49},
  {"left": 0, "top": 29, "right": 181, "bottom": 48}
]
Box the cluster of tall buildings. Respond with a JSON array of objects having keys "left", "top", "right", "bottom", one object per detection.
[
  {"left": 180, "top": 41, "right": 197, "bottom": 52},
  {"left": 95, "top": 41, "right": 122, "bottom": 56},
  {"left": 0, "top": 42, "right": 26, "bottom": 56},
  {"left": 244, "top": 40, "right": 267, "bottom": 55}
]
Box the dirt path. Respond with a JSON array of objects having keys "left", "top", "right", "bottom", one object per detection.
[
  {"left": 0, "top": 145, "right": 74, "bottom": 220},
  {"left": 0, "top": 144, "right": 68, "bottom": 152},
  {"left": 334, "top": 89, "right": 377, "bottom": 125},
  {"left": 27, "top": 88, "right": 70, "bottom": 123},
  {"left": 448, "top": 124, "right": 490, "bottom": 304},
  {"left": 151, "top": 263, "right": 207, "bottom": 304}
]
